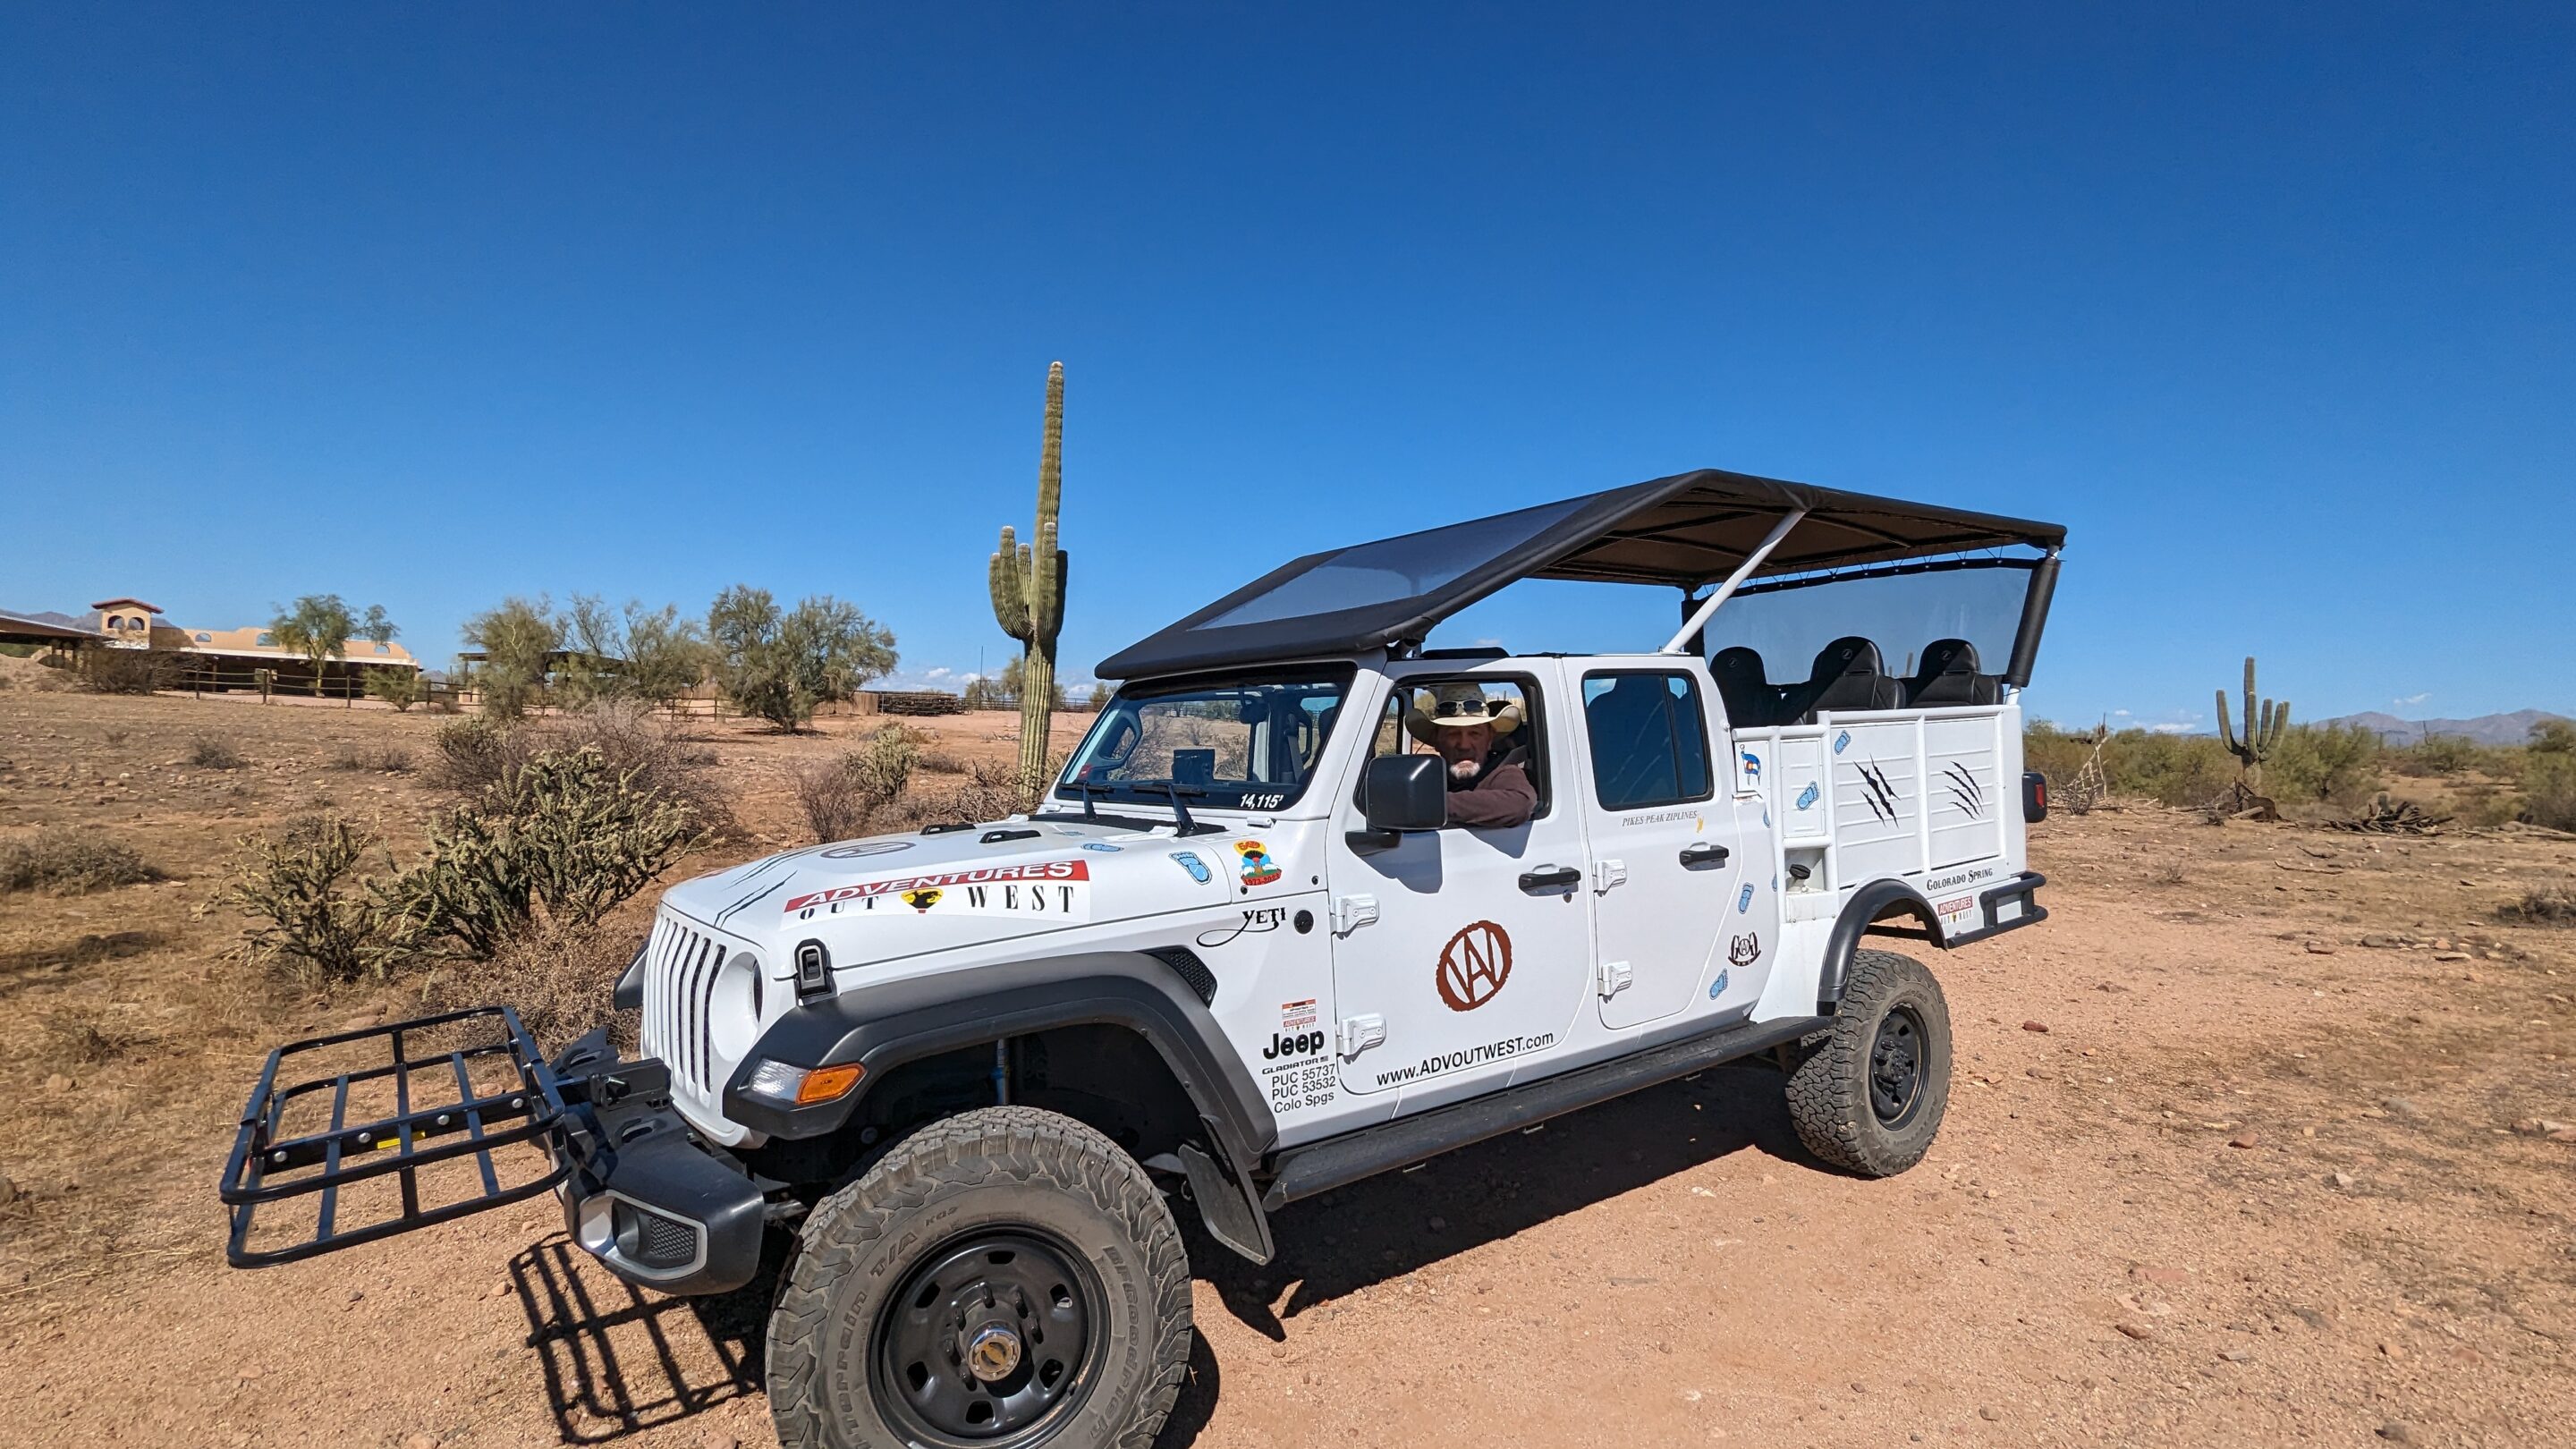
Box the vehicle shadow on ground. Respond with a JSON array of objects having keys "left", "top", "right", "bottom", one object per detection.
[
  {"left": 508, "top": 1237, "right": 772, "bottom": 1444},
  {"left": 1187, "top": 1060, "right": 1804, "bottom": 1345}
]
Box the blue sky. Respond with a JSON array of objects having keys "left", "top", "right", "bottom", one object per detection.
[{"left": 4, "top": 5, "right": 2569, "bottom": 730}]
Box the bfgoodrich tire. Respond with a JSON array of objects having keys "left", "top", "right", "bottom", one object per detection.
[
  {"left": 765, "top": 1106, "right": 1191, "bottom": 1449},
  {"left": 1784, "top": 949, "right": 1952, "bottom": 1176}
]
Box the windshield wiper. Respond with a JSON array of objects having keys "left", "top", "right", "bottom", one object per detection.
[
  {"left": 1064, "top": 777, "right": 1104, "bottom": 820},
  {"left": 1132, "top": 782, "right": 1216, "bottom": 835}
]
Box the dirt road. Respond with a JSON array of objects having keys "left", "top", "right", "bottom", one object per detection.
[{"left": 4, "top": 689, "right": 2572, "bottom": 1446}]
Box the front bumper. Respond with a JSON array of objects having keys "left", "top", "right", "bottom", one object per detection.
[{"left": 548, "top": 1030, "right": 768, "bottom": 1297}]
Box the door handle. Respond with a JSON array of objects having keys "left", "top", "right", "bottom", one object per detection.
[
  {"left": 1518, "top": 865, "right": 1581, "bottom": 893},
  {"left": 1678, "top": 843, "right": 1731, "bottom": 868}
]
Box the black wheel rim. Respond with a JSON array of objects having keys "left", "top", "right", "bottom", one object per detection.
[
  {"left": 1868, "top": 1004, "right": 1928, "bottom": 1129},
  {"left": 871, "top": 1228, "right": 1103, "bottom": 1446}
]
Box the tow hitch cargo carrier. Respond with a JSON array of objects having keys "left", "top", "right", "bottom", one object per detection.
[{"left": 218, "top": 1006, "right": 765, "bottom": 1294}]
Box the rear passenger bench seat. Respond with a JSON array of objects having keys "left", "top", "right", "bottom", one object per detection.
[{"left": 1714, "top": 637, "right": 2001, "bottom": 726}]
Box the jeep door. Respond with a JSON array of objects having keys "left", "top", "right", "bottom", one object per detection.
[
  {"left": 1574, "top": 662, "right": 1775, "bottom": 1030},
  {"left": 1323, "top": 665, "right": 1592, "bottom": 1108}
]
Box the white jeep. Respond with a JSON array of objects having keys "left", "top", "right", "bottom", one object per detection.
[{"left": 222, "top": 467, "right": 2063, "bottom": 1449}]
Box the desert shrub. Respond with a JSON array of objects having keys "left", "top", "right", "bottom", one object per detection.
[
  {"left": 398, "top": 747, "right": 707, "bottom": 958},
  {"left": 419, "top": 922, "right": 638, "bottom": 1050},
  {"left": 190, "top": 735, "right": 246, "bottom": 770},
  {"left": 2501, "top": 880, "right": 2576, "bottom": 926},
  {"left": 429, "top": 704, "right": 731, "bottom": 835},
  {"left": 792, "top": 725, "right": 922, "bottom": 843},
  {"left": 74, "top": 647, "right": 176, "bottom": 694},
  {"left": 214, "top": 815, "right": 412, "bottom": 982},
  {"left": 2105, "top": 732, "right": 2236, "bottom": 808},
  {"left": 2264, "top": 724, "right": 2384, "bottom": 810},
  {"left": 2521, "top": 750, "right": 2576, "bottom": 832},
  {"left": 40, "top": 1008, "right": 147, "bottom": 1064},
  {"left": 364, "top": 667, "right": 425, "bottom": 711},
  {"left": 2385, "top": 733, "right": 2486, "bottom": 777},
  {"left": 918, "top": 747, "right": 969, "bottom": 775},
  {"left": 0, "top": 828, "right": 159, "bottom": 894},
  {"left": 329, "top": 745, "right": 413, "bottom": 774}
]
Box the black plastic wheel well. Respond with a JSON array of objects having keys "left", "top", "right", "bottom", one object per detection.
[{"left": 748, "top": 1024, "right": 1205, "bottom": 1191}]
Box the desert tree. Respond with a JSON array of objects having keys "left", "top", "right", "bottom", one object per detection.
[
  {"left": 461, "top": 595, "right": 563, "bottom": 720},
  {"left": 269, "top": 594, "right": 357, "bottom": 699},
  {"left": 708, "top": 586, "right": 897, "bottom": 731}
]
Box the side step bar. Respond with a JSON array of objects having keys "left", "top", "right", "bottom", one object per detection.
[{"left": 1260, "top": 1011, "right": 1825, "bottom": 1210}]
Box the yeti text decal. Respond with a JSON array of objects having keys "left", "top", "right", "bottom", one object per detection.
[
  {"left": 784, "top": 860, "right": 1091, "bottom": 921},
  {"left": 1435, "top": 920, "right": 1513, "bottom": 1012},
  {"left": 1196, "top": 906, "right": 1286, "bottom": 947}
]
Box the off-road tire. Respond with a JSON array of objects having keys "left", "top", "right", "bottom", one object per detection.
[
  {"left": 766, "top": 1106, "right": 1191, "bottom": 1449},
  {"left": 1784, "top": 949, "right": 1952, "bottom": 1175}
]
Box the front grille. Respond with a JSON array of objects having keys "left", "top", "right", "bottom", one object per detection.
[{"left": 640, "top": 915, "right": 725, "bottom": 1098}]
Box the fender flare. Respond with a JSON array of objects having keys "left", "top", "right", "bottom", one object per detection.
[
  {"left": 1817, "top": 878, "right": 1941, "bottom": 1010},
  {"left": 722, "top": 951, "right": 1280, "bottom": 1256}
]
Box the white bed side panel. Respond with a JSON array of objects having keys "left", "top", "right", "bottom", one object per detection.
[
  {"left": 1924, "top": 714, "right": 2006, "bottom": 869},
  {"left": 1829, "top": 719, "right": 1920, "bottom": 883}
]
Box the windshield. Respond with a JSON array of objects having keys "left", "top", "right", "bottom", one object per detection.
[{"left": 1056, "top": 669, "right": 1354, "bottom": 811}]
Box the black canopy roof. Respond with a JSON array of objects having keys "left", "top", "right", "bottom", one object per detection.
[{"left": 1095, "top": 467, "right": 2065, "bottom": 680}]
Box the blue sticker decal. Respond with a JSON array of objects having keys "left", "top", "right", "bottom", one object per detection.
[
  {"left": 1169, "top": 851, "right": 1210, "bottom": 884},
  {"left": 1736, "top": 883, "right": 1755, "bottom": 913},
  {"left": 1707, "top": 969, "right": 1730, "bottom": 1000},
  {"left": 1081, "top": 841, "right": 1123, "bottom": 852},
  {"left": 1761, "top": 804, "right": 1771, "bottom": 828},
  {"left": 1770, "top": 872, "right": 1779, "bottom": 892},
  {"left": 1833, "top": 730, "right": 1852, "bottom": 754},
  {"left": 1795, "top": 782, "right": 1820, "bottom": 810},
  {"left": 1740, "top": 750, "right": 1761, "bottom": 783}
]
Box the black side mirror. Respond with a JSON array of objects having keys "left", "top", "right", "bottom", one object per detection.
[{"left": 1351, "top": 754, "right": 1447, "bottom": 852}]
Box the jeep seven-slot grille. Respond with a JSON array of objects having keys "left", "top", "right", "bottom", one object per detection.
[{"left": 642, "top": 917, "right": 724, "bottom": 1097}]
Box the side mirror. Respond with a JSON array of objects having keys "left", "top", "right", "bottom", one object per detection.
[{"left": 1351, "top": 754, "right": 1446, "bottom": 852}]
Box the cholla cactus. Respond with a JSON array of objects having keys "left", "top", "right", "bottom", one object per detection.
[
  {"left": 2216, "top": 656, "right": 2289, "bottom": 790},
  {"left": 990, "top": 361, "right": 1070, "bottom": 793}
]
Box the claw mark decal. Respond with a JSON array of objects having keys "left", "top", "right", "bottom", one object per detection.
[
  {"left": 1855, "top": 758, "right": 1900, "bottom": 824},
  {"left": 1941, "top": 762, "right": 1987, "bottom": 819}
]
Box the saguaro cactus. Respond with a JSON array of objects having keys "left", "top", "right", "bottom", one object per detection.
[
  {"left": 990, "top": 361, "right": 1069, "bottom": 794},
  {"left": 2216, "top": 656, "right": 2289, "bottom": 790}
]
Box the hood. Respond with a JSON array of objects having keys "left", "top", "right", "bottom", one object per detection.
[{"left": 657, "top": 818, "right": 1277, "bottom": 973}]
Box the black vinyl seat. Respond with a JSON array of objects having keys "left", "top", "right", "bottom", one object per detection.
[
  {"left": 1782, "top": 636, "right": 1903, "bottom": 721},
  {"left": 1710, "top": 647, "right": 1784, "bottom": 728},
  {"left": 1905, "top": 637, "right": 2002, "bottom": 707}
]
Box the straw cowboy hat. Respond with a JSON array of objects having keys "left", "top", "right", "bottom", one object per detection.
[{"left": 1406, "top": 681, "right": 1522, "bottom": 737}]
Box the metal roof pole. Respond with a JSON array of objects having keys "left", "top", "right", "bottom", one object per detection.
[{"left": 1657, "top": 507, "right": 1808, "bottom": 655}]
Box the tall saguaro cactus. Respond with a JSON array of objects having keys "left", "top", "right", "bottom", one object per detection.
[
  {"left": 990, "top": 361, "right": 1069, "bottom": 794},
  {"left": 2216, "top": 656, "right": 2289, "bottom": 791}
]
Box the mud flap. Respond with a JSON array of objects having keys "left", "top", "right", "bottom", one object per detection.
[{"left": 1179, "top": 1135, "right": 1275, "bottom": 1265}]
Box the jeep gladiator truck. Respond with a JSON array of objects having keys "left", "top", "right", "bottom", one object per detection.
[{"left": 221, "top": 467, "right": 2063, "bottom": 1449}]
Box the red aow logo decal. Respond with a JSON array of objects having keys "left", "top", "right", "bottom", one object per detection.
[
  {"left": 1436, "top": 920, "right": 1513, "bottom": 1012},
  {"left": 783, "top": 859, "right": 1089, "bottom": 914}
]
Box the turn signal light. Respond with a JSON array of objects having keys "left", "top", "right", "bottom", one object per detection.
[{"left": 794, "top": 1063, "right": 866, "bottom": 1106}]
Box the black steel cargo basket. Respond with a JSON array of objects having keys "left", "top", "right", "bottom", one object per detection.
[{"left": 218, "top": 1005, "right": 574, "bottom": 1267}]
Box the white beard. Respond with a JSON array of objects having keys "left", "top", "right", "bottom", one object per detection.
[{"left": 1448, "top": 757, "right": 1482, "bottom": 782}]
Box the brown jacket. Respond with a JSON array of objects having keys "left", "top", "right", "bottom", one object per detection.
[{"left": 1445, "top": 741, "right": 1538, "bottom": 829}]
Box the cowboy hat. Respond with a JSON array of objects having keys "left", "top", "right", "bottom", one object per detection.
[{"left": 1405, "top": 681, "right": 1521, "bottom": 736}]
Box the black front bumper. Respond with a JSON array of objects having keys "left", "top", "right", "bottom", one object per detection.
[{"left": 549, "top": 1030, "right": 768, "bottom": 1297}]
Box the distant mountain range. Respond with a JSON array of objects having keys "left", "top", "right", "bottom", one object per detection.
[{"left": 2318, "top": 709, "right": 2571, "bottom": 746}]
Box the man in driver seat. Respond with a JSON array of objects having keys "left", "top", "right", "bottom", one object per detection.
[{"left": 1408, "top": 682, "right": 1538, "bottom": 829}]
